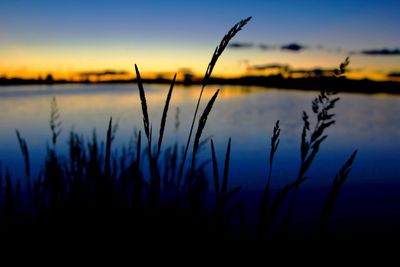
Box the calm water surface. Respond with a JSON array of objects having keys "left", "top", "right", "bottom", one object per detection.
[{"left": 1, "top": 84, "right": 400, "bottom": 227}]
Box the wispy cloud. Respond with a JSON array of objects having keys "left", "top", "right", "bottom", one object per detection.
[
  {"left": 228, "top": 42, "right": 254, "bottom": 48},
  {"left": 360, "top": 48, "right": 400, "bottom": 56},
  {"left": 79, "top": 70, "right": 129, "bottom": 76},
  {"left": 247, "top": 63, "right": 289, "bottom": 71},
  {"left": 258, "top": 43, "right": 275, "bottom": 50}
]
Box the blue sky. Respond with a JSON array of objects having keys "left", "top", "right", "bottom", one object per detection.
[{"left": 1, "top": 0, "right": 399, "bottom": 79}]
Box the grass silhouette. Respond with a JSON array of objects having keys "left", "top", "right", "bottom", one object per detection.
[
  {"left": 0, "top": 18, "right": 361, "bottom": 242},
  {"left": 178, "top": 16, "right": 252, "bottom": 188}
]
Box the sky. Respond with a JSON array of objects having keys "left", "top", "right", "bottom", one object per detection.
[{"left": 1, "top": 0, "right": 399, "bottom": 80}]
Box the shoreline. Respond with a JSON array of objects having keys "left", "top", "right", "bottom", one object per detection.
[{"left": 1, "top": 76, "right": 400, "bottom": 94}]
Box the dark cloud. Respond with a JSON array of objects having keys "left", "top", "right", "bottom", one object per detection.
[
  {"left": 281, "top": 43, "right": 307, "bottom": 52},
  {"left": 228, "top": 42, "right": 254, "bottom": 49},
  {"left": 361, "top": 48, "right": 400, "bottom": 55},
  {"left": 79, "top": 70, "right": 129, "bottom": 76},
  {"left": 387, "top": 72, "right": 400, "bottom": 78},
  {"left": 248, "top": 63, "right": 290, "bottom": 71}
]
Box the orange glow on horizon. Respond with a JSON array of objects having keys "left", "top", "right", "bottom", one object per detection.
[
  {"left": 1, "top": 40, "right": 399, "bottom": 82},
  {"left": 1, "top": 67, "right": 397, "bottom": 82}
]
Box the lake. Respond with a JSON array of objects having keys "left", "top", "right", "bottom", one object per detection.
[{"left": 1, "top": 83, "right": 400, "bottom": 232}]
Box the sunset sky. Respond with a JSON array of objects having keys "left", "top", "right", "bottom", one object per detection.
[{"left": 1, "top": 0, "right": 399, "bottom": 80}]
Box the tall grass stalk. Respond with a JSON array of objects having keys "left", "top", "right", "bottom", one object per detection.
[
  {"left": 105, "top": 117, "right": 113, "bottom": 178},
  {"left": 211, "top": 140, "right": 220, "bottom": 203},
  {"left": 177, "top": 17, "right": 252, "bottom": 186},
  {"left": 259, "top": 120, "right": 280, "bottom": 236},
  {"left": 49, "top": 97, "right": 62, "bottom": 146},
  {"left": 210, "top": 138, "right": 241, "bottom": 234},
  {"left": 190, "top": 89, "right": 220, "bottom": 176},
  {"left": 135, "top": 64, "right": 150, "bottom": 143},
  {"left": 16, "top": 129, "right": 32, "bottom": 212},
  {"left": 320, "top": 150, "right": 357, "bottom": 233},
  {"left": 16, "top": 130, "right": 30, "bottom": 179},
  {"left": 157, "top": 73, "right": 177, "bottom": 158}
]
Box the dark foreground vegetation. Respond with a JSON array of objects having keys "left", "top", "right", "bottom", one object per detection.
[{"left": 1, "top": 17, "right": 395, "bottom": 244}]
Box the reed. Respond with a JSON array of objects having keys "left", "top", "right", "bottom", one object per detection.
[
  {"left": 135, "top": 64, "right": 150, "bottom": 143},
  {"left": 16, "top": 130, "right": 30, "bottom": 178},
  {"left": 157, "top": 74, "right": 176, "bottom": 158},
  {"left": 49, "top": 97, "right": 62, "bottom": 146},
  {"left": 177, "top": 17, "right": 252, "bottom": 184},
  {"left": 16, "top": 129, "right": 32, "bottom": 213},
  {"left": 210, "top": 138, "right": 241, "bottom": 235},
  {"left": 191, "top": 89, "right": 220, "bottom": 173},
  {"left": 105, "top": 117, "right": 113, "bottom": 178},
  {"left": 221, "top": 138, "right": 232, "bottom": 199},
  {"left": 259, "top": 120, "right": 280, "bottom": 236},
  {"left": 320, "top": 150, "right": 357, "bottom": 233},
  {"left": 211, "top": 140, "right": 220, "bottom": 203}
]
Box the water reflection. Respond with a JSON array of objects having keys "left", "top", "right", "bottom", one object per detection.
[{"left": 0, "top": 84, "right": 399, "bottom": 191}]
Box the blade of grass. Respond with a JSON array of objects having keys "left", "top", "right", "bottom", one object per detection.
[
  {"left": 16, "top": 129, "right": 32, "bottom": 212},
  {"left": 267, "top": 177, "right": 307, "bottom": 225},
  {"left": 136, "top": 130, "right": 141, "bottom": 168},
  {"left": 267, "top": 120, "right": 280, "bottom": 189},
  {"left": 16, "top": 130, "right": 30, "bottom": 178},
  {"left": 210, "top": 139, "right": 220, "bottom": 203},
  {"left": 105, "top": 117, "right": 112, "bottom": 178},
  {"left": 135, "top": 64, "right": 150, "bottom": 142},
  {"left": 259, "top": 120, "right": 280, "bottom": 236},
  {"left": 320, "top": 150, "right": 357, "bottom": 233},
  {"left": 157, "top": 73, "right": 176, "bottom": 157},
  {"left": 221, "top": 137, "right": 231, "bottom": 198},
  {"left": 191, "top": 89, "right": 220, "bottom": 167},
  {"left": 135, "top": 64, "right": 155, "bottom": 190}
]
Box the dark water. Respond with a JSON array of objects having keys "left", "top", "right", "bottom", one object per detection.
[{"left": 1, "top": 84, "right": 400, "bottom": 230}]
